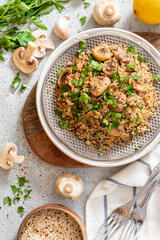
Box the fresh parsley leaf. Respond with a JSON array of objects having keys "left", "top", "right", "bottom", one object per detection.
[
  {"left": 79, "top": 93, "right": 90, "bottom": 104},
  {"left": 133, "top": 75, "right": 141, "bottom": 80},
  {"left": 139, "top": 106, "right": 143, "bottom": 110},
  {"left": 112, "top": 120, "right": 120, "bottom": 128},
  {"left": 71, "top": 66, "right": 78, "bottom": 71},
  {"left": 16, "top": 30, "right": 36, "bottom": 46},
  {"left": 131, "top": 130, "right": 135, "bottom": 139},
  {"left": 135, "top": 145, "right": 142, "bottom": 150},
  {"left": 69, "top": 91, "right": 81, "bottom": 99},
  {"left": 84, "top": 2, "right": 91, "bottom": 8},
  {"left": 102, "top": 119, "right": 109, "bottom": 126},
  {"left": 72, "top": 79, "right": 85, "bottom": 87},
  {"left": 152, "top": 74, "right": 160, "bottom": 80},
  {"left": 108, "top": 112, "right": 123, "bottom": 119},
  {"left": 107, "top": 123, "right": 113, "bottom": 133},
  {"left": 81, "top": 117, "right": 86, "bottom": 122},
  {"left": 90, "top": 60, "right": 104, "bottom": 71},
  {"left": 133, "top": 116, "right": 140, "bottom": 123},
  {"left": 18, "top": 206, "right": 25, "bottom": 213},
  {"left": 56, "top": 67, "right": 64, "bottom": 77},
  {"left": 59, "top": 120, "right": 69, "bottom": 129},
  {"left": 106, "top": 97, "right": 117, "bottom": 108},
  {"left": 127, "top": 62, "right": 134, "bottom": 69},
  {"left": 11, "top": 185, "right": 19, "bottom": 193},
  {"left": 126, "top": 83, "right": 133, "bottom": 95},
  {"left": 24, "top": 189, "right": 32, "bottom": 200},
  {"left": 98, "top": 152, "right": 104, "bottom": 157},
  {"left": 94, "top": 70, "right": 98, "bottom": 75},
  {"left": 77, "top": 40, "right": 86, "bottom": 54},
  {"left": 62, "top": 85, "right": 70, "bottom": 93},
  {"left": 137, "top": 55, "right": 146, "bottom": 63},
  {"left": 4, "top": 197, "right": 12, "bottom": 206},
  {"left": 74, "top": 109, "right": 82, "bottom": 115},
  {"left": 11, "top": 73, "right": 21, "bottom": 89},
  {"left": 7, "top": 213, "right": 9, "bottom": 218},
  {"left": 20, "top": 84, "right": 27, "bottom": 90},
  {"left": 96, "top": 132, "right": 102, "bottom": 136},
  {"left": 103, "top": 92, "right": 110, "bottom": 100},
  {"left": 119, "top": 75, "right": 129, "bottom": 88},
  {"left": 54, "top": 109, "right": 62, "bottom": 117},
  {"left": 97, "top": 142, "right": 101, "bottom": 148},
  {"left": 80, "top": 16, "right": 87, "bottom": 25},
  {"left": 88, "top": 55, "right": 95, "bottom": 63},
  {"left": 127, "top": 46, "right": 137, "bottom": 54},
  {"left": 17, "top": 176, "right": 29, "bottom": 187}
]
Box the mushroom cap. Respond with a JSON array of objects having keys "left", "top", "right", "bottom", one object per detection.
[
  {"left": 109, "top": 125, "right": 124, "bottom": 137},
  {"left": 111, "top": 92, "right": 127, "bottom": 112},
  {"left": 0, "top": 143, "right": 24, "bottom": 170},
  {"left": 55, "top": 173, "right": 83, "bottom": 200},
  {"left": 13, "top": 42, "right": 38, "bottom": 74},
  {"left": 92, "top": 44, "right": 112, "bottom": 61},
  {"left": 90, "top": 76, "right": 111, "bottom": 96},
  {"left": 85, "top": 111, "right": 102, "bottom": 128},
  {"left": 93, "top": 0, "right": 122, "bottom": 25},
  {"left": 58, "top": 68, "right": 72, "bottom": 87},
  {"left": 32, "top": 30, "right": 47, "bottom": 39}
]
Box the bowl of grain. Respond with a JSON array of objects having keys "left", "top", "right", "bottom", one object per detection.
[{"left": 18, "top": 204, "right": 87, "bottom": 240}]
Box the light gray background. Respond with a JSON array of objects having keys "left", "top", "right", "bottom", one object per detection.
[{"left": 0, "top": 0, "right": 160, "bottom": 239}]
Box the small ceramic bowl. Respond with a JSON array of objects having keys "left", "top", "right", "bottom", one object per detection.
[{"left": 18, "top": 204, "right": 87, "bottom": 240}]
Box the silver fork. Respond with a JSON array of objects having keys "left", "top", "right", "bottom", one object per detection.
[
  {"left": 92, "top": 164, "right": 160, "bottom": 240},
  {"left": 119, "top": 179, "right": 159, "bottom": 240}
]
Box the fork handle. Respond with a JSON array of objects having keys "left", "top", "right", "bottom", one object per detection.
[{"left": 127, "top": 164, "right": 160, "bottom": 208}]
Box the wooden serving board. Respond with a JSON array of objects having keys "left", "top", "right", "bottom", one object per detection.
[{"left": 23, "top": 32, "right": 160, "bottom": 168}]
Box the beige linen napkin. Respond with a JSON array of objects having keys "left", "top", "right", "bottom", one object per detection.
[{"left": 86, "top": 143, "right": 160, "bottom": 240}]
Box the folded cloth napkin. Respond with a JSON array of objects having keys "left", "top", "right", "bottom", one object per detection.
[{"left": 86, "top": 143, "right": 160, "bottom": 240}]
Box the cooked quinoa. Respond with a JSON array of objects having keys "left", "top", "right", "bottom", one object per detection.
[
  {"left": 20, "top": 209, "right": 83, "bottom": 240},
  {"left": 54, "top": 41, "right": 160, "bottom": 152}
]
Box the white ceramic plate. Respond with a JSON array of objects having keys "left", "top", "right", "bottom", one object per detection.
[{"left": 36, "top": 28, "right": 160, "bottom": 167}]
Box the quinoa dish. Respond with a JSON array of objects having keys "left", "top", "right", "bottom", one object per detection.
[{"left": 54, "top": 40, "right": 160, "bottom": 153}]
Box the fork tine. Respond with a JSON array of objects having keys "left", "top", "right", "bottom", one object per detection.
[
  {"left": 128, "top": 222, "right": 139, "bottom": 240},
  {"left": 119, "top": 219, "right": 133, "bottom": 240},
  {"left": 120, "top": 220, "right": 135, "bottom": 240},
  {"left": 132, "top": 223, "right": 142, "bottom": 240}
]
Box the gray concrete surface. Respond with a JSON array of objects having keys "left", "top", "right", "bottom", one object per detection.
[{"left": 0, "top": 0, "right": 160, "bottom": 239}]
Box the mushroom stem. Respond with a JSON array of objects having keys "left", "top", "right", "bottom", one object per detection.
[
  {"left": 64, "top": 183, "right": 74, "bottom": 193},
  {"left": 22, "top": 42, "right": 36, "bottom": 62},
  {"left": 36, "top": 39, "right": 55, "bottom": 49}
]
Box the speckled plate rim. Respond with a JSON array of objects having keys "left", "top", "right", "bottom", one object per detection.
[
  {"left": 36, "top": 28, "right": 160, "bottom": 167},
  {"left": 18, "top": 204, "right": 87, "bottom": 240}
]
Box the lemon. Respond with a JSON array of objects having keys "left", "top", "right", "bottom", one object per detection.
[{"left": 133, "top": 0, "right": 160, "bottom": 24}]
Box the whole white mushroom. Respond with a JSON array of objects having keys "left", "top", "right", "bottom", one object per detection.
[
  {"left": 93, "top": 0, "right": 122, "bottom": 25},
  {"left": 55, "top": 173, "right": 83, "bottom": 200}
]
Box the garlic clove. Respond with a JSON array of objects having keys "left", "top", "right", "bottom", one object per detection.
[
  {"left": 93, "top": 0, "right": 122, "bottom": 26},
  {"left": 54, "top": 16, "right": 70, "bottom": 40}
]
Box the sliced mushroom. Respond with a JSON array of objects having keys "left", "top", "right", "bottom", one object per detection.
[
  {"left": 112, "top": 46, "right": 131, "bottom": 62},
  {"left": 0, "top": 143, "right": 24, "bottom": 170},
  {"left": 58, "top": 68, "right": 72, "bottom": 87},
  {"left": 90, "top": 76, "right": 111, "bottom": 97},
  {"left": 111, "top": 92, "right": 127, "bottom": 112},
  {"left": 92, "top": 44, "right": 112, "bottom": 61},
  {"left": 128, "top": 71, "right": 148, "bottom": 92},
  {"left": 93, "top": 0, "right": 122, "bottom": 25},
  {"left": 32, "top": 30, "right": 55, "bottom": 58},
  {"left": 109, "top": 125, "right": 124, "bottom": 137},
  {"left": 13, "top": 42, "right": 38, "bottom": 74},
  {"left": 55, "top": 173, "right": 83, "bottom": 200},
  {"left": 85, "top": 111, "right": 102, "bottom": 128},
  {"left": 103, "top": 58, "right": 118, "bottom": 77}
]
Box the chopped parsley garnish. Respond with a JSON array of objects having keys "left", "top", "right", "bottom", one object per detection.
[
  {"left": 127, "top": 46, "right": 137, "bottom": 54},
  {"left": 79, "top": 93, "right": 90, "bottom": 104},
  {"left": 137, "top": 55, "right": 146, "bottom": 63},
  {"left": 94, "top": 70, "right": 98, "bottom": 75},
  {"left": 71, "top": 66, "right": 78, "bottom": 71},
  {"left": 51, "top": 80, "right": 55, "bottom": 84},
  {"left": 74, "top": 109, "right": 82, "bottom": 116},
  {"left": 20, "top": 84, "right": 27, "bottom": 90},
  {"left": 112, "top": 70, "right": 120, "bottom": 82},
  {"left": 18, "top": 206, "right": 25, "bottom": 213},
  {"left": 139, "top": 106, "right": 143, "bottom": 110},
  {"left": 11, "top": 73, "right": 21, "bottom": 89},
  {"left": 17, "top": 176, "right": 29, "bottom": 187},
  {"left": 98, "top": 152, "right": 104, "bottom": 157},
  {"left": 102, "top": 119, "right": 109, "bottom": 126},
  {"left": 81, "top": 117, "right": 86, "bottom": 122},
  {"left": 54, "top": 109, "right": 62, "bottom": 117},
  {"left": 133, "top": 75, "right": 141, "bottom": 80},
  {"left": 77, "top": 40, "right": 86, "bottom": 54},
  {"left": 88, "top": 55, "right": 95, "bottom": 63},
  {"left": 107, "top": 112, "right": 124, "bottom": 119},
  {"left": 91, "top": 101, "right": 102, "bottom": 109},
  {"left": 69, "top": 91, "right": 81, "bottom": 99},
  {"left": 90, "top": 60, "right": 104, "bottom": 71},
  {"left": 56, "top": 67, "right": 64, "bottom": 77},
  {"left": 127, "top": 62, "right": 134, "bottom": 69},
  {"left": 106, "top": 97, "right": 117, "bottom": 108},
  {"left": 11, "top": 185, "right": 19, "bottom": 193},
  {"left": 131, "top": 130, "right": 135, "bottom": 139},
  {"left": 126, "top": 83, "right": 133, "bottom": 95},
  {"left": 59, "top": 120, "right": 69, "bottom": 129},
  {"left": 107, "top": 123, "right": 113, "bottom": 133},
  {"left": 84, "top": 2, "right": 91, "bottom": 8},
  {"left": 77, "top": 31, "right": 82, "bottom": 33},
  {"left": 134, "top": 67, "right": 138, "bottom": 72},
  {"left": 24, "top": 189, "right": 32, "bottom": 200},
  {"left": 80, "top": 16, "right": 87, "bottom": 25},
  {"left": 72, "top": 79, "right": 85, "bottom": 87},
  {"left": 103, "top": 92, "right": 110, "bottom": 100},
  {"left": 62, "top": 85, "right": 70, "bottom": 93},
  {"left": 97, "top": 142, "right": 101, "bottom": 148},
  {"left": 133, "top": 116, "right": 140, "bottom": 123},
  {"left": 4, "top": 197, "right": 12, "bottom": 206},
  {"left": 135, "top": 145, "right": 142, "bottom": 150},
  {"left": 152, "top": 74, "right": 160, "bottom": 80},
  {"left": 112, "top": 120, "right": 120, "bottom": 128},
  {"left": 96, "top": 132, "right": 102, "bottom": 136},
  {"left": 75, "top": 117, "right": 78, "bottom": 122},
  {"left": 7, "top": 213, "right": 9, "bottom": 218}
]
